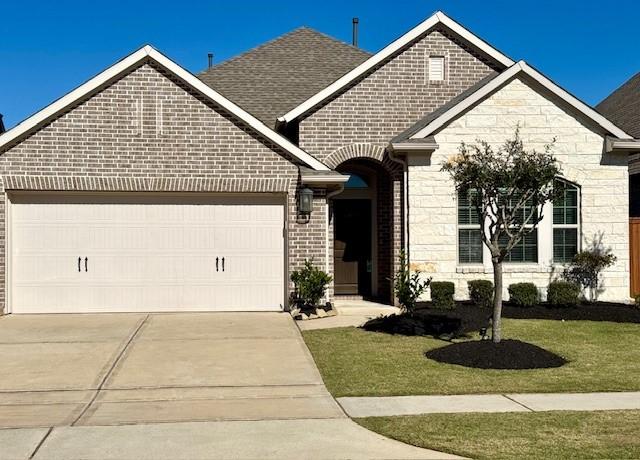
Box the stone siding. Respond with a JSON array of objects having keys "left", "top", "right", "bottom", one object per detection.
[{"left": 408, "top": 77, "right": 630, "bottom": 302}]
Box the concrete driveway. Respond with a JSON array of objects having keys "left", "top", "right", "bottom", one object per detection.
[{"left": 0, "top": 313, "right": 459, "bottom": 459}]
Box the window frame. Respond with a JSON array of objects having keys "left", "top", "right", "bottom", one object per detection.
[
  {"left": 457, "top": 189, "right": 483, "bottom": 265},
  {"left": 552, "top": 178, "right": 581, "bottom": 263}
]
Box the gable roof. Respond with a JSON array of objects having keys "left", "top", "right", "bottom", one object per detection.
[
  {"left": 0, "top": 45, "right": 330, "bottom": 171},
  {"left": 277, "top": 11, "right": 515, "bottom": 125},
  {"left": 198, "top": 27, "right": 371, "bottom": 127},
  {"left": 596, "top": 71, "right": 640, "bottom": 138},
  {"left": 391, "top": 71, "right": 501, "bottom": 143},
  {"left": 395, "top": 61, "right": 632, "bottom": 142}
]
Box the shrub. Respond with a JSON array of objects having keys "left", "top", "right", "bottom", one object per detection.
[
  {"left": 508, "top": 283, "right": 540, "bottom": 308},
  {"left": 468, "top": 280, "right": 494, "bottom": 309},
  {"left": 563, "top": 247, "right": 616, "bottom": 302},
  {"left": 394, "top": 250, "right": 431, "bottom": 315},
  {"left": 547, "top": 280, "right": 580, "bottom": 307},
  {"left": 635, "top": 294, "right": 640, "bottom": 309},
  {"left": 290, "top": 259, "right": 332, "bottom": 309},
  {"left": 430, "top": 281, "right": 455, "bottom": 310}
]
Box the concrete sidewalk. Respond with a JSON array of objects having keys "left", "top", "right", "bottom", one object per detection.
[
  {"left": 2, "top": 419, "right": 463, "bottom": 460},
  {"left": 338, "top": 391, "right": 640, "bottom": 417}
]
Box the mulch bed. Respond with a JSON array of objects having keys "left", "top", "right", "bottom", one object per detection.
[
  {"left": 361, "top": 301, "right": 640, "bottom": 340},
  {"left": 415, "top": 301, "right": 640, "bottom": 335},
  {"left": 425, "top": 339, "right": 568, "bottom": 369},
  {"left": 361, "top": 314, "right": 462, "bottom": 338}
]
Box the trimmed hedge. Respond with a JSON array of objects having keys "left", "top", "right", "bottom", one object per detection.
[
  {"left": 430, "top": 281, "right": 455, "bottom": 309},
  {"left": 468, "top": 280, "right": 493, "bottom": 309},
  {"left": 508, "top": 282, "right": 539, "bottom": 308},
  {"left": 547, "top": 280, "right": 580, "bottom": 307}
]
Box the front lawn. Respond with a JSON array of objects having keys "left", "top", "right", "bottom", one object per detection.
[
  {"left": 302, "top": 318, "right": 640, "bottom": 396},
  {"left": 356, "top": 410, "right": 640, "bottom": 460}
]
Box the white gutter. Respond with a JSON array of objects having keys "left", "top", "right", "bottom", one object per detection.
[{"left": 605, "top": 136, "right": 640, "bottom": 153}]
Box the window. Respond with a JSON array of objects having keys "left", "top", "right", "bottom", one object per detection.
[
  {"left": 344, "top": 173, "right": 368, "bottom": 189},
  {"left": 458, "top": 190, "right": 482, "bottom": 263},
  {"left": 498, "top": 230, "right": 538, "bottom": 263},
  {"left": 428, "top": 55, "right": 445, "bottom": 82},
  {"left": 553, "top": 179, "right": 580, "bottom": 262}
]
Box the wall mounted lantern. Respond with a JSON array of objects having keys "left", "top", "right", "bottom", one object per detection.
[{"left": 298, "top": 187, "right": 314, "bottom": 215}]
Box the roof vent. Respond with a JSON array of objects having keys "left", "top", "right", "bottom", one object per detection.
[
  {"left": 0, "top": 114, "right": 5, "bottom": 135},
  {"left": 207, "top": 53, "right": 214, "bottom": 69},
  {"left": 352, "top": 17, "right": 359, "bottom": 47}
]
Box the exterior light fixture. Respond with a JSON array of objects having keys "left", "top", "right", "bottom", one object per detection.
[{"left": 298, "top": 187, "right": 314, "bottom": 215}]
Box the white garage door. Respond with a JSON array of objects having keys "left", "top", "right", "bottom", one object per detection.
[{"left": 9, "top": 193, "right": 285, "bottom": 313}]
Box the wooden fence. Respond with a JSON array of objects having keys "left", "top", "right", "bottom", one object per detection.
[{"left": 630, "top": 218, "right": 640, "bottom": 296}]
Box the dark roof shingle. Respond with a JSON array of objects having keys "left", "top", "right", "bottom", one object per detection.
[
  {"left": 596, "top": 72, "right": 640, "bottom": 138},
  {"left": 198, "top": 27, "right": 371, "bottom": 127}
]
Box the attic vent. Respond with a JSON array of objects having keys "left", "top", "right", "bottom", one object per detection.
[{"left": 428, "top": 55, "right": 445, "bottom": 82}]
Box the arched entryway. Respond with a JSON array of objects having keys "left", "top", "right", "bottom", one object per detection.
[{"left": 332, "top": 158, "right": 397, "bottom": 304}]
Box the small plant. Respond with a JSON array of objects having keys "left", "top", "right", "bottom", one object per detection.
[
  {"left": 430, "top": 281, "right": 455, "bottom": 310},
  {"left": 563, "top": 245, "right": 616, "bottom": 303},
  {"left": 394, "top": 250, "right": 431, "bottom": 315},
  {"left": 508, "top": 283, "right": 539, "bottom": 308},
  {"left": 635, "top": 294, "right": 640, "bottom": 309},
  {"left": 290, "top": 259, "right": 332, "bottom": 309},
  {"left": 468, "top": 280, "right": 494, "bottom": 309},
  {"left": 547, "top": 280, "right": 580, "bottom": 307}
]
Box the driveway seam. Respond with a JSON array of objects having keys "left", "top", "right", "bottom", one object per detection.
[
  {"left": 28, "top": 426, "right": 53, "bottom": 459},
  {"left": 71, "top": 314, "right": 150, "bottom": 426},
  {"left": 502, "top": 394, "right": 535, "bottom": 412}
]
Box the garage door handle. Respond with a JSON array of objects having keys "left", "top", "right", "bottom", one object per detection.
[
  {"left": 78, "top": 257, "right": 81, "bottom": 272},
  {"left": 222, "top": 257, "right": 225, "bottom": 272},
  {"left": 216, "top": 257, "right": 219, "bottom": 272},
  {"left": 85, "top": 257, "right": 88, "bottom": 272}
]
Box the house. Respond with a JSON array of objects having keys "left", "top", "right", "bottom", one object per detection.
[
  {"left": 0, "top": 11, "right": 634, "bottom": 314},
  {"left": 596, "top": 72, "right": 640, "bottom": 217}
]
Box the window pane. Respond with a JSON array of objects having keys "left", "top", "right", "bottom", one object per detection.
[
  {"left": 458, "top": 229, "right": 483, "bottom": 263},
  {"left": 553, "top": 228, "right": 578, "bottom": 263},
  {"left": 554, "top": 179, "right": 579, "bottom": 225},
  {"left": 458, "top": 190, "right": 480, "bottom": 225},
  {"left": 498, "top": 230, "right": 538, "bottom": 263}
]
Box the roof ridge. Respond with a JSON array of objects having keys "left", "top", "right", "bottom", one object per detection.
[{"left": 199, "top": 26, "right": 368, "bottom": 74}]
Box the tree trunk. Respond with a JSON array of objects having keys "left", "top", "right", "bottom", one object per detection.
[{"left": 492, "top": 258, "right": 503, "bottom": 343}]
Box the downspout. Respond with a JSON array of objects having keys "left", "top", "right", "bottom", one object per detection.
[
  {"left": 388, "top": 149, "right": 409, "bottom": 263},
  {"left": 325, "top": 184, "right": 344, "bottom": 303}
]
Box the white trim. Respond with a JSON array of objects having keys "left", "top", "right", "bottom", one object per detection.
[
  {"left": 605, "top": 136, "right": 640, "bottom": 152},
  {"left": 301, "top": 174, "right": 350, "bottom": 185},
  {"left": 0, "top": 45, "right": 330, "bottom": 171},
  {"left": 278, "top": 11, "right": 514, "bottom": 124},
  {"left": 389, "top": 142, "right": 439, "bottom": 152},
  {"left": 410, "top": 61, "right": 632, "bottom": 140}
]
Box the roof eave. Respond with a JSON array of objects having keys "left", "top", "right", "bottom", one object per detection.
[
  {"left": 605, "top": 136, "right": 640, "bottom": 153},
  {"left": 409, "top": 61, "right": 633, "bottom": 141},
  {"left": 388, "top": 141, "right": 439, "bottom": 152}
]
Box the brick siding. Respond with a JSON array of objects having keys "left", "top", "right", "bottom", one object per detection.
[{"left": 0, "top": 61, "right": 326, "bottom": 311}]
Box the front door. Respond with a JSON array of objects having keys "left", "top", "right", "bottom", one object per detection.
[{"left": 333, "top": 199, "right": 372, "bottom": 296}]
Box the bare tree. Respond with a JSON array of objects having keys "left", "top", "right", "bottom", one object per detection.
[{"left": 442, "top": 130, "right": 560, "bottom": 342}]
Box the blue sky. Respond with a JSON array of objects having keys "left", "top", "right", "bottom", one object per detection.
[{"left": 1, "top": 0, "right": 638, "bottom": 129}]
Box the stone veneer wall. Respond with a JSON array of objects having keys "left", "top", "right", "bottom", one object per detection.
[
  {"left": 408, "top": 77, "right": 630, "bottom": 302},
  {"left": 0, "top": 62, "right": 327, "bottom": 312}
]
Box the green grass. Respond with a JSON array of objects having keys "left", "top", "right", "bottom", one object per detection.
[
  {"left": 302, "top": 319, "right": 640, "bottom": 396},
  {"left": 356, "top": 410, "right": 640, "bottom": 460}
]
